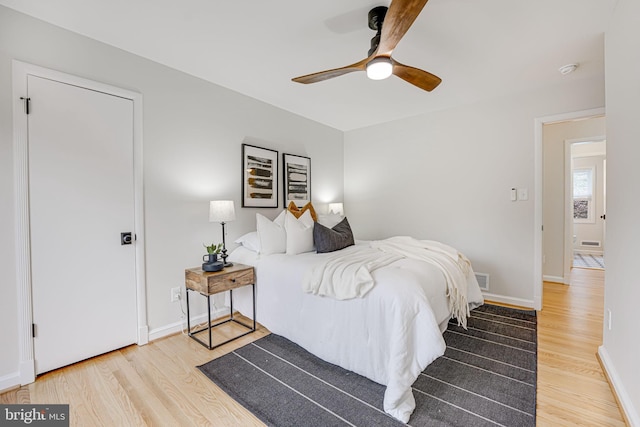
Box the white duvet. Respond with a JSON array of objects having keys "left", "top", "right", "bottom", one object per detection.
[{"left": 229, "top": 240, "right": 484, "bottom": 422}]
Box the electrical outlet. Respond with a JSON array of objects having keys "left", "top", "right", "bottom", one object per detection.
[
  {"left": 607, "top": 309, "right": 612, "bottom": 330},
  {"left": 170, "top": 287, "right": 181, "bottom": 302}
]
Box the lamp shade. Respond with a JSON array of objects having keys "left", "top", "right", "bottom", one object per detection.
[
  {"left": 209, "top": 200, "right": 236, "bottom": 222},
  {"left": 328, "top": 203, "right": 344, "bottom": 216}
]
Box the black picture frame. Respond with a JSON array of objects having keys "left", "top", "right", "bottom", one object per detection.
[
  {"left": 283, "top": 153, "right": 311, "bottom": 208},
  {"left": 242, "top": 144, "right": 278, "bottom": 208}
]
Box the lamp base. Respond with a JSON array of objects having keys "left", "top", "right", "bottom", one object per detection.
[{"left": 221, "top": 248, "right": 232, "bottom": 268}]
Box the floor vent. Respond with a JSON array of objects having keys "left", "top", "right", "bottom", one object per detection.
[
  {"left": 475, "top": 273, "right": 489, "bottom": 291},
  {"left": 580, "top": 240, "right": 601, "bottom": 247}
]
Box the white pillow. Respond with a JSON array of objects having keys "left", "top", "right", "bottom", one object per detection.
[
  {"left": 317, "top": 213, "right": 344, "bottom": 229},
  {"left": 234, "top": 231, "right": 261, "bottom": 253},
  {"left": 256, "top": 211, "right": 286, "bottom": 255},
  {"left": 284, "top": 210, "right": 315, "bottom": 255}
]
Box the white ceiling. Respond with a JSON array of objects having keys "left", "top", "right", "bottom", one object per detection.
[{"left": 0, "top": 0, "right": 617, "bottom": 131}]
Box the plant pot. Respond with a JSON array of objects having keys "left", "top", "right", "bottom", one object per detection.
[
  {"left": 202, "top": 260, "right": 223, "bottom": 272},
  {"left": 203, "top": 253, "right": 218, "bottom": 263}
]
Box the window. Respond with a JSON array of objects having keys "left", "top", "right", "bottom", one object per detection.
[{"left": 573, "top": 167, "right": 595, "bottom": 223}]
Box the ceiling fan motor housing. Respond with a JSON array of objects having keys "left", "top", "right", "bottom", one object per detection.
[
  {"left": 368, "top": 6, "right": 388, "bottom": 30},
  {"left": 368, "top": 6, "right": 388, "bottom": 56}
]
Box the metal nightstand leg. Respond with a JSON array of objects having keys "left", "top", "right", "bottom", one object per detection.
[{"left": 186, "top": 284, "right": 256, "bottom": 350}]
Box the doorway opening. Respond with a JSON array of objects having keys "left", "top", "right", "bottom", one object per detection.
[
  {"left": 568, "top": 140, "right": 606, "bottom": 271},
  {"left": 536, "top": 108, "right": 605, "bottom": 310}
]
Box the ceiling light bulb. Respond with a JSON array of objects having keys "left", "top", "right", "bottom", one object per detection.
[{"left": 366, "top": 58, "right": 393, "bottom": 80}]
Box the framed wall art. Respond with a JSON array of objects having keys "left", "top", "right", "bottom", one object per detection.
[
  {"left": 242, "top": 144, "right": 278, "bottom": 208},
  {"left": 283, "top": 153, "right": 311, "bottom": 207}
]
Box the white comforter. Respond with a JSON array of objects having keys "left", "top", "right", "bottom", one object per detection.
[
  {"left": 229, "top": 240, "right": 484, "bottom": 422},
  {"left": 303, "top": 237, "right": 474, "bottom": 329}
]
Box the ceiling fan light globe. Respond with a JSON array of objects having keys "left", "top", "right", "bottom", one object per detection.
[{"left": 366, "top": 58, "right": 393, "bottom": 80}]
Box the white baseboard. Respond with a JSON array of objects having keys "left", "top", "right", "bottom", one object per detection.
[
  {"left": 148, "top": 306, "right": 229, "bottom": 342},
  {"left": 598, "top": 346, "right": 640, "bottom": 426},
  {"left": 543, "top": 275, "right": 567, "bottom": 284},
  {"left": 481, "top": 292, "right": 535, "bottom": 309},
  {"left": 0, "top": 371, "right": 21, "bottom": 393}
]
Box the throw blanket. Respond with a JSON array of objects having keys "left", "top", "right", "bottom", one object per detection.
[
  {"left": 302, "top": 245, "right": 402, "bottom": 299},
  {"left": 303, "top": 236, "right": 472, "bottom": 328},
  {"left": 371, "top": 236, "right": 471, "bottom": 328}
]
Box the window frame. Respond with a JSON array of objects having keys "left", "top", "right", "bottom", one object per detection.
[{"left": 572, "top": 166, "right": 596, "bottom": 224}]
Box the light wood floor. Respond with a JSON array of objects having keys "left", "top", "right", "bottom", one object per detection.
[
  {"left": 536, "top": 267, "right": 625, "bottom": 426},
  {"left": 1, "top": 268, "right": 626, "bottom": 426}
]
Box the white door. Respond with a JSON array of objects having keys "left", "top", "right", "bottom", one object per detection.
[{"left": 28, "top": 75, "right": 137, "bottom": 374}]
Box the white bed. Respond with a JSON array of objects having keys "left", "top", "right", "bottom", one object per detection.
[{"left": 228, "top": 239, "right": 484, "bottom": 422}]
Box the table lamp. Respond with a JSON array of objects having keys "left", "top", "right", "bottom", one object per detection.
[
  {"left": 328, "top": 202, "right": 344, "bottom": 216},
  {"left": 209, "top": 200, "right": 235, "bottom": 267}
]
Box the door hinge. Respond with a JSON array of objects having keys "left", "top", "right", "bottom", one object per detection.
[
  {"left": 20, "top": 97, "right": 31, "bottom": 115},
  {"left": 32, "top": 323, "right": 36, "bottom": 338}
]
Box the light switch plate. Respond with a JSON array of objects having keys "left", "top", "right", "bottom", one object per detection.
[{"left": 518, "top": 188, "right": 529, "bottom": 201}]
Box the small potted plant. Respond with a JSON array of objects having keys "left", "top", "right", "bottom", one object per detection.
[{"left": 203, "top": 242, "right": 223, "bottom": 264}]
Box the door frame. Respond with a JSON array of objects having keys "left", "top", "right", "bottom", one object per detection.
[
  {"left": 534, "top": 107, "right": 605, "bottom": 310},
  {"left": 564, "top": 137, "right": 606, "bottom": 281},
  {"left": 12, "top": 60, "right": 148, "bottom": 385}
]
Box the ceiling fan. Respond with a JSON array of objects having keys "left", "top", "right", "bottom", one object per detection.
[{"left": 292, "top": 0, "right": 441, "bottom": 92}]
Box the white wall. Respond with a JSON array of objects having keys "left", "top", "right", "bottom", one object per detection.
[
  {"left": 0, "top": 6, "right": 343, "bottom": 385},
  {"left": 344, "top": 77, "right": 604, "bottom": 306},
  {"left": 601, "top": 0, "right": 640, "bottom": 423},
  {"left": 542, "top": 118, "right": 605, "bottom": 280}
]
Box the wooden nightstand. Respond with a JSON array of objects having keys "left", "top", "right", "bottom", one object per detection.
[{"left": 185, "top": 263, "right": 256, "bottom": 350}]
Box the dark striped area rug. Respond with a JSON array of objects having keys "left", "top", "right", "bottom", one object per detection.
[
  {"left": 416, "top": 304, "right": 537, "bottom": 426},
  {"left": 198, "top": 304, "right": 537, "bottom": 427}
]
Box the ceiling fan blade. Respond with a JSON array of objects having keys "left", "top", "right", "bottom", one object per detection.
[
  {"left": 292, "top": 58, "right": 369, "bottom": 84},
  {"left": 376, "top": 0, "right": 429, "bottom": 56},
  {"left": 392, "top": 59, "right": 441, "bottom": 92}
]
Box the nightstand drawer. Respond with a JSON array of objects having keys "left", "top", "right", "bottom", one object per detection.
[
  {"left": 185, "top": 264, "right": 255, "bottom": 295},
  {"left": 206, "top": 268, "right": 254, "bottom": 293}
]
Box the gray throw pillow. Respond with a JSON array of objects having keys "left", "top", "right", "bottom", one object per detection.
[{"left": 314, "top": 217, "right": 355, "bottom": 253}]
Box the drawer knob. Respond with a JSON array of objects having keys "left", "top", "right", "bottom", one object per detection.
[{"left": 232, "top": 278, "right": 236, "bottom": 282}]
